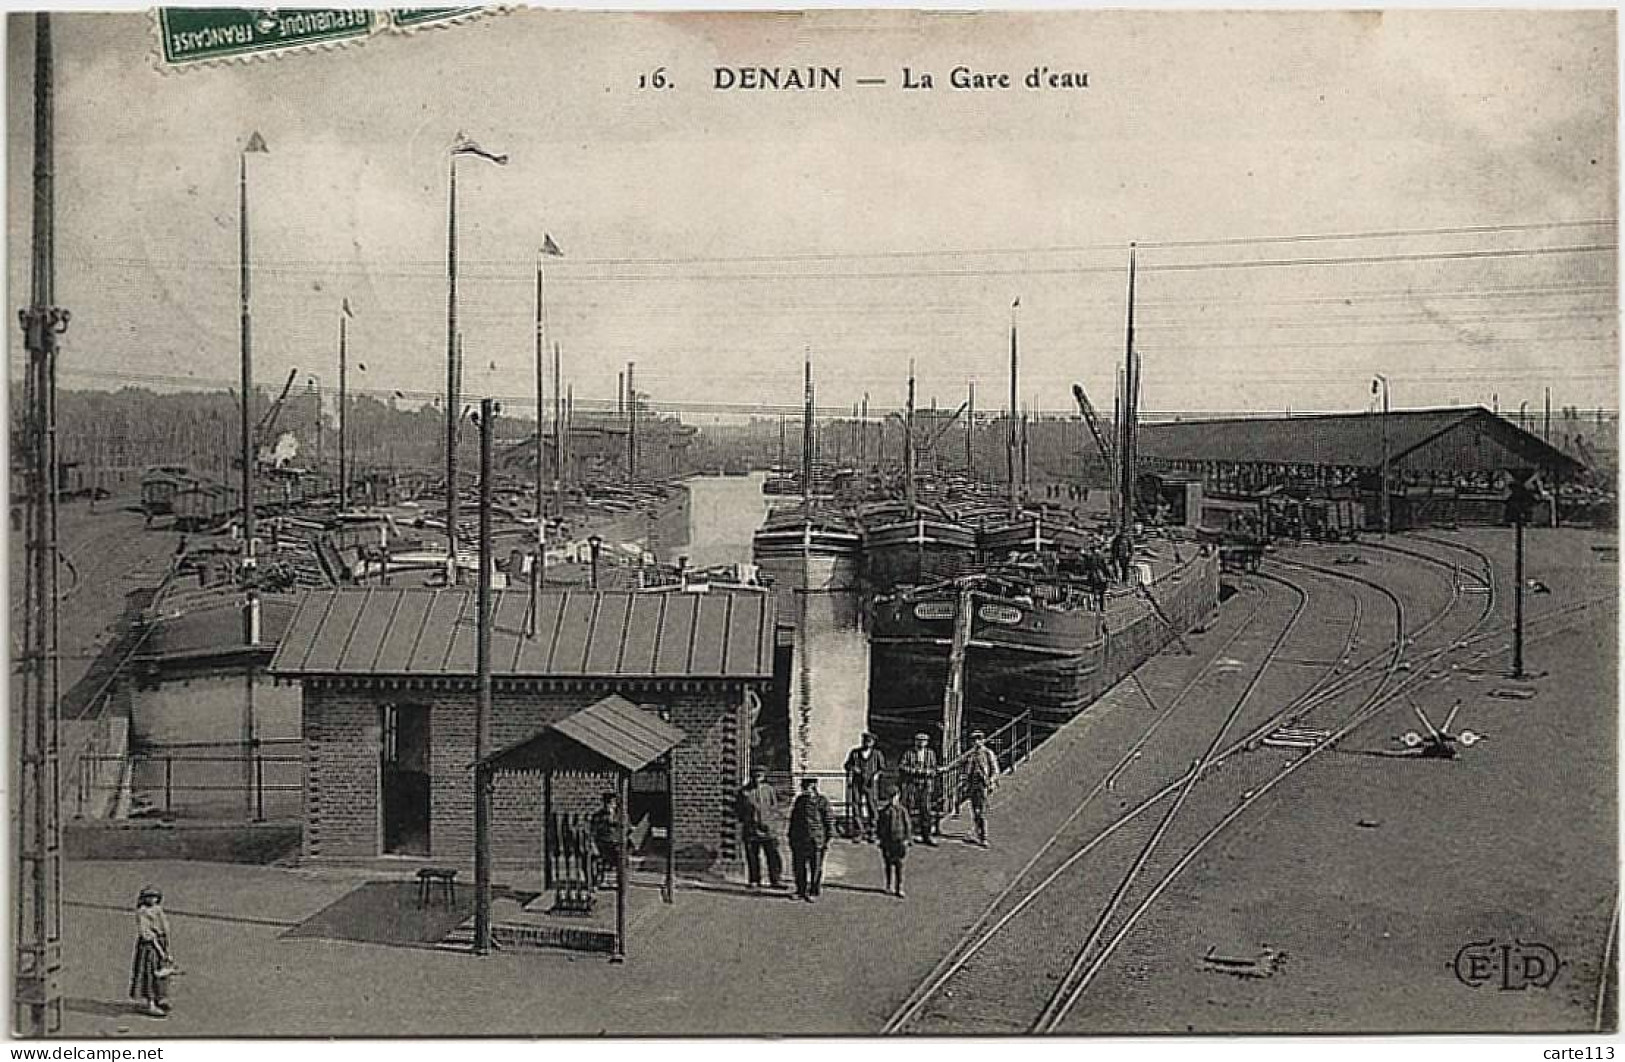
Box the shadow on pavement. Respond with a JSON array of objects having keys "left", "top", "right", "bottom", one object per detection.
[
  {"left": 281, "top": 880, "right": 536, "bottom": 950},
  {"left": 64, "top": 996, "right": 156, "bottom": 1020}
]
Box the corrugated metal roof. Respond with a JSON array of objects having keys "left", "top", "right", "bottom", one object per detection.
[
  {"left": 481, "top": 695, "right": 685, "bottom": 774},
  {"left": 1140, "top": 407, "right": 1584, "bottom": 475},
  {"left": 269, "top": 587, "right": 773, "bottom": 680}
]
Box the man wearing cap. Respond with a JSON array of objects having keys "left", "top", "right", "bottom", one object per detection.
[
  {"left": 964, "top": 730, "right": 1001, "bottom": 847},
  {"left": 736, "top": 765, "right": 787, "bottom": 890},
  {"left": 788, "top": 777, "right": 837, "bottom": 902},
  {"left": 843, "top": 732, "right": 886, "bottom": 843},
  {"left": 897, "top": 732, "right": 941, "bottom": 845}
]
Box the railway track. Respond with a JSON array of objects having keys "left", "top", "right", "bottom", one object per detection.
[
  {"left": 886, "top": 564, "right": 1374, "bottom": 1033},
  {"left": 885, "top": 535, "right": 1564, "bottom": 1035}
]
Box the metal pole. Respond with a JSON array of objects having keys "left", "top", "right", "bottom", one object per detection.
[
  {"left": 15, "top": 13, "right": 65, "bottom": 1032},
  {"left": 664, "top": 753, "right": 675, "bottom": 904},
  {"left": 1375, "top": 375, "right": 1391, "bottom": 536},
  {"left": 445, "top": 157, "right": 460, "bottom": 583},
  {"left": 614, "top": 771, "right": 629, "bottom": 962},
  {"left": 474, "top": 397, "right": 494, "bottom": 954},
  {"left": 1121, "top": 249, "right": 1138, "bottom": 537},
  {"left": 1513, "top": 517, "right": 1525, "bottom": 678}
]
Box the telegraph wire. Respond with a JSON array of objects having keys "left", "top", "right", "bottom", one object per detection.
[{"left": 59, "top": 217, "right": 1616, "bottom": 271}]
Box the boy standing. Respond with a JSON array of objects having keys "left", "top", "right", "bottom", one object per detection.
[{"left": 875, "top": 788, "right": 913, "bottom": 898}]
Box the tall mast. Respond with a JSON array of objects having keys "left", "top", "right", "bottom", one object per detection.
[
  {"left": 802, "top": 351, "right": 814, "bottom": 520},
  {"left": 966, "top": 380, "right": 975, "bottom": 480},
  {"left": 338, "top": 310, "right": 348, "bottom": 510},
  {"left": 1121, "top": 244, "right": 1138, "bottom": 536},
  {"left": 552, "top": 340, "right": 562, "bottom": 509},
  {"left": 529, "top": 255, "right": 545, "bottom": 635},
  {"left": 904, "top": 361, "right": 917, "bottom": 512},
  {"left": 626, "top": 360, "right": 637, "bottom": 485},
  {"left": 860, "top": 394, "right": 869, "bottom": 470},
  {"left": 1008, "top": 297, "right": 1020, "bottom": 516},
  {"left": 444, "top": 157, "right": 459, "bottom": 581},
  {"left": 238, "top": 132, "right": 267, "bottom": 559}
]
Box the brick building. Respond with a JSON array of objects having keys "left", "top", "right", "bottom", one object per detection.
[{"left": 269, "top": 587, "right": 775, "bottom": 873}]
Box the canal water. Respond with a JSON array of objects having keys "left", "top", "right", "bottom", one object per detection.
[{"left": 663, "top": 472, "right": 774, "bottom": 568}]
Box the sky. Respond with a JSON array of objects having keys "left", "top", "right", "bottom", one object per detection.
[{"left": 6, "top": 8, "right": 1619, "bottom": 422}]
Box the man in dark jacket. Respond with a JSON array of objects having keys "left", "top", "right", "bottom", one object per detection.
[
  {"left": 843, "top": 732, "right": 886, "bottom": 842},
  {"left": 898, "top": 732, "right": 941, "bottom": 845},
  {"left": 736, "top": 765, "right": 786, "bottom": 890},
  {"left": 788, "top": 777, "right": 837, "bottom": 902}
]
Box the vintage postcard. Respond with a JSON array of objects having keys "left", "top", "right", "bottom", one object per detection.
[{"left": 6, "top": 5, "right": 1618, "bottom": 1046}]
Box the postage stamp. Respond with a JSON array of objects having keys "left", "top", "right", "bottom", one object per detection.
[{"left": 154, "top": 8, "right": 376, "bottom": 68}]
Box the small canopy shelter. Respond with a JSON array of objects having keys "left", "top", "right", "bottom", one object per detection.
[{"left": 477, "top": 694, "right": 685, "bottom": 961}]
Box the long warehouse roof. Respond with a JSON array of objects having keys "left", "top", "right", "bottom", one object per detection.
[{"left": 1139, "top": 406, "right": 1585, "bottom": 476}]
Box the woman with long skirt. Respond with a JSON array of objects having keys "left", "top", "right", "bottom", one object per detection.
[{"left": 129, "top": 886, "right": 173, "bottom": 1018}]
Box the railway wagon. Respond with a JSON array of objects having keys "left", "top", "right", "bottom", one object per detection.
[
  {"left": 1302, "top": 496, "right": 1364, "bottom": 541},
  {"left": 172, "top": 481, "right": 236, "bottom": 531},
  {"left": 1197, "top": 493, "right": 1268, "bottom": 572},
  {"left": 140, "top": 465, "right": 194, "bottom": 517}
]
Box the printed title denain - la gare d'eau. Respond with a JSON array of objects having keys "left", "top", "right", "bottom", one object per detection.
[{"left": 712, "top": 65, "right": 1089, "bottom": 90}]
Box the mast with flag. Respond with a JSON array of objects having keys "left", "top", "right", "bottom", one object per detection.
[
  {"left": 446, "top": 132, "right": 507, "bottom": 584},
  {"left": 531, "top": 234, "right": 562, "bottom": 636}
]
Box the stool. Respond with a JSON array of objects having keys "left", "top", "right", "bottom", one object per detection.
[{"left": 416, "top": 866, "right": 458, "bottom": 908}]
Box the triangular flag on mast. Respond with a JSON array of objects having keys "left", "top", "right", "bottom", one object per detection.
[
  {"left": 540, "top": 233, "right": 564, "bottom": 257},
  {"left": 451, "top": 131, "right": 508, "bottom": 165},
  {"left": 244, "top": 131, "right": 268, "bottom": 154}
]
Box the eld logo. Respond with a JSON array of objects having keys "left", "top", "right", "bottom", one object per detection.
[{"left": 1452, "top": 939, "right": 1564, "bottom": 990}]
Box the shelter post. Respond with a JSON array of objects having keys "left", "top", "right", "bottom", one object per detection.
[
  {"left": 664, "top": 752, "right": 675, "bottom": 904},
  {"left": 542, "top": 769, "right": 553, "bottom": 890},
  {"left": 614, "top": 770, "right": 629, "bottom": 962}
]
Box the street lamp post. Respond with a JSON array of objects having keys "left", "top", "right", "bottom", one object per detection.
[
  {"left": 1372, "top": 375, "right": 1390, "bottom": 536},
  {"left": 589, "top": 534, "right": 604, "bottom": 589}
]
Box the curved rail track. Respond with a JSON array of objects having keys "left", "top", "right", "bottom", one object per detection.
[
  {"left": 886, "top": 564, "right": 1373, "bottom": 1034},
  {"left": 884, "top": 534, "right": 1612, "bottom": 1035}
]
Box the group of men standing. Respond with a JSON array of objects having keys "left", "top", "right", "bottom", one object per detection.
[
  {"left": 735, "top": 766, "right": 838, "bottom": 901},
  {"left": 735, "top": 729, "right": 1002, "bottom": 902}
]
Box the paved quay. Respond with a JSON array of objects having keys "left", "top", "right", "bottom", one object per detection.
[
  {"left": 59, "top": 578, "right": 1265, "bottom": 1038},
  {"left": 56, "top": 529, "right": 1616, "bottom": 1037}
]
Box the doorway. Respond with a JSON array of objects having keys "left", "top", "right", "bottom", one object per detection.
[{"left": 380, "top": 703, "right": 430, "bottom": 856}]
